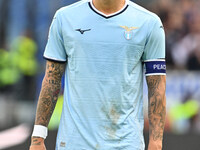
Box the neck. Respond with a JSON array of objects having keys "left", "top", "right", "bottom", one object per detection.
[{"left": 92, "top": 0, "right": 126, "bottom": 15}]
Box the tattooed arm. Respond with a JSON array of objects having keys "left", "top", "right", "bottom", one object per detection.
[
  {"left": 30, "top": 60, "right": 65, "bottom": 150},
  {"left": 146, "top": 75, "right": 166, "bottom": 150}
]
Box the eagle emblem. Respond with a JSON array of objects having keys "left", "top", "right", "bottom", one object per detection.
[{"left": 120, "top": 26, "right": 139, "bottom": 40}]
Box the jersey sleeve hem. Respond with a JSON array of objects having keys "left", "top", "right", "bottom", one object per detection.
[
  {"left": 43, "top": 55, "right": 67, "bottom": 63},
  {"left": 143, "top": 58, "right": 165, "bottom": 62},
  {"left": 145, "top": 73, "right": 166, "bottom": 76}
]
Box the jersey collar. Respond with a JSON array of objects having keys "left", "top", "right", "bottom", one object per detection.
[{"left": 88, "top": 0, "right": 129, "bottom": 19}]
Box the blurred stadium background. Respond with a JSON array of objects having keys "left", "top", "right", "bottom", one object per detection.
[{"left": 0, "top": 0, "right": 200, "bottom": 149}]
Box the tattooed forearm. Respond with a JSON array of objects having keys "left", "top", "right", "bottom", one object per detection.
[
  {"left": 146, "top": 75, "right": 166, "bottom": 142},
  {"left": 35, "top": 60, "right": 65, "bottom": 127}
]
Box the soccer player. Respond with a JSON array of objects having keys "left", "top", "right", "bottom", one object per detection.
[{"left": 29, "top": 0, "right": 166, "bottom": 149}]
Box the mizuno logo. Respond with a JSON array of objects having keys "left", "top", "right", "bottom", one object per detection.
[{"left": 75, "top": 28, "right": 91, "bottom": 34}]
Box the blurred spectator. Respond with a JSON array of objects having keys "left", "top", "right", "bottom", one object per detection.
[
  {"left": 148, "top": 0, "right": 200, "bottom": 70},
  {"left": 169, "top": 95, "right": 199, "bottom": 133},
  {"left": 0, "top": 33, "right": 38, "bottom": 100}
]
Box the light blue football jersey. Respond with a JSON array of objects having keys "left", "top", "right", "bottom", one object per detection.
[{"left": 44, "top": 0, "right": 165, "bottom": 149}]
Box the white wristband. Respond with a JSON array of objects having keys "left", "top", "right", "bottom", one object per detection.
[{"left": 32, "top": 125, "right": 48, "bottom": 139}]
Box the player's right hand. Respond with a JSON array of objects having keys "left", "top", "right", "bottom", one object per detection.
[{"left": 29, "top": 137, "right": 46, "bottom": 150}]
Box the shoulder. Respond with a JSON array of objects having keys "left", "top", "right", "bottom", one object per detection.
[{"left": 128, "top": 1, "right": 161, "bottom": 24}]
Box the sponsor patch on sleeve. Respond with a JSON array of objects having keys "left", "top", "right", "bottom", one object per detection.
[{"left": 144, "top": 59, "right": 166, "bottom": 76}]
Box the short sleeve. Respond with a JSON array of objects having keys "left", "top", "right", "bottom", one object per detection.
[
  {"left": 142, "top": 17, "right": 166, "bottom": 76},
  {"left": 142, "top": 17, "right": 165, "bottom": 61},
  {"left": 43, "top": 11, "right": 67, "bottom": 62}
]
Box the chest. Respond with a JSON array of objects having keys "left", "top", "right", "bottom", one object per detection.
[{"left": 61, "top": 14, "right": 148, "bottom": 48}]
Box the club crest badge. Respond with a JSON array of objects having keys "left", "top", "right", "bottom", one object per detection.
[{"left": 120, "top": 26, "right": 139, "bottom": 40}]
